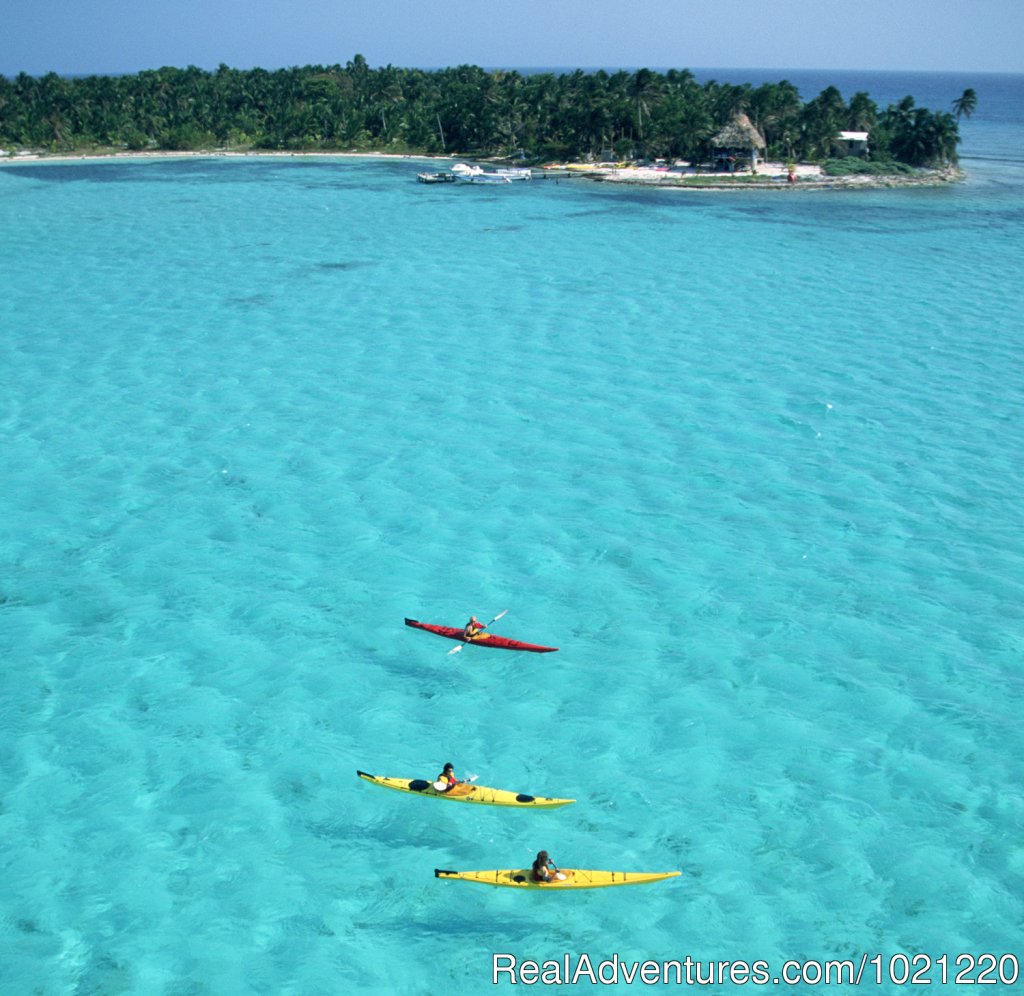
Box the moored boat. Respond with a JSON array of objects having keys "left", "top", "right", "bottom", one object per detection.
[
  {"left": 357, "top": 770, "right": 574, "bottom": 808},
  {"left": 434, "top": 867, "right": 681, "bottom": 890},
  {"left": 451, "top": 162, "right": 512, "bottom": 183},
  {"left": 417, "top": 171, "right": 457, "bottom": 183}
]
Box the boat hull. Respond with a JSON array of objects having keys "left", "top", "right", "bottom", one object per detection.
[
  {"left": 357, "top": 770, "right": 574, "bottom": 808},
  {"left": 434, "top": 868, "right": 681, "bottom": 890},
  {"left": 405, "top": 618, "right": 558, "bottom": 653}
]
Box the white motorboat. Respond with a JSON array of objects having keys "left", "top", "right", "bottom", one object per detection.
[{"left": 451, "top": 163, "right": 512, "bottom": 184}]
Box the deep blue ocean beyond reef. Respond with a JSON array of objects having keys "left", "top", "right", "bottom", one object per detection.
[{"left": 1, "top": 70, "right": 1023, "bottom": 994}]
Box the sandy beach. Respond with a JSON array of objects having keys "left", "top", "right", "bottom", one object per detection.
[
  {"left": 0, "top": 148, "right": 432, "bottom": 166},
  {"left": 550, "top": 160, "right": 964, "bottom": 189},
  {"left": 582, "top": 160, "right": 823, "bottom": 180}
]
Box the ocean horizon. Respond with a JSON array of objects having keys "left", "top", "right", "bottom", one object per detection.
[{"left": 1, "top": 67, "right": 1022, "bottom": 994}]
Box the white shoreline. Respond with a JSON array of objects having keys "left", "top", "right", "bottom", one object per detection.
[
  {"left": 0, "top": 149, "right": 451, "bottom": 167},
  {"left": 0, "top": 148, "right": 964, "bottom": 189}
]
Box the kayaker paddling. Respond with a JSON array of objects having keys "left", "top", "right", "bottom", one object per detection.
[
  {"left": 463, "top": 615, "right": 487, "bottom": 641},
  {"left": 531, "top": 850, "right": 566, "bottom": 883},
  {"left": 405, "top": 615, "right": 558, "bottom": 653},
  {"left": 435, "top": 866, "right": 680, "bottom": 889},
  {"left": 434, "top": 763, "right": 461, "bottom": 793},
  {"left": 356, "top": 769, "right": 571, "bottom": 807}
]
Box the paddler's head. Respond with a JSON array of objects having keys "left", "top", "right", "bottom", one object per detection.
[{"left": 443, "top": 763, "right": 454, "bottom": 774}]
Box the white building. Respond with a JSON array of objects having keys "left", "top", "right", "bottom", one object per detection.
[{"left": 837, "top": 131, "right": 870, "bottom": 157}]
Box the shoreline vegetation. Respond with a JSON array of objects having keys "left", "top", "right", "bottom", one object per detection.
[{"left": 0, "top": 59, "right": 975, "bottom": 190}]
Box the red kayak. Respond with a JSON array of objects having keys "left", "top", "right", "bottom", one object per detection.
[{"left": 404, "top": 618, "right": 558, "bottom": 653}]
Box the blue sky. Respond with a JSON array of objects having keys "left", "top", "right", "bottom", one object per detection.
[{"left": 4, "top": 0, "right": 1023, "bottom": 76}]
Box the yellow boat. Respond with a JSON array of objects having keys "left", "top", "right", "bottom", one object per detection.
[
  {"left": 356, "top": 770, "right": 575, "bottom": 809},
  {"left": 434, "top": 868, "right": 681, "bottom": 889}
]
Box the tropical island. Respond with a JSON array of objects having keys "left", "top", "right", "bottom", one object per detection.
[{"left": 0, "top": 58, "right": 976, "bottom": 188}]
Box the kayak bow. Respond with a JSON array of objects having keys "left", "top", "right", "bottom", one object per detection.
[
  {"left": 356, "top": 770, "right": 574, "bottom": 808},
  {"left": 405, "top": 618, "right": 558, "bottom": 653},
  {"left": 434, "top": 868, "right": 681, "bottom": 889}
]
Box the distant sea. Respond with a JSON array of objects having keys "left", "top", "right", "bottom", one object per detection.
[{"left": 1, "top": 70, "right": 1023, "bottom": 994}]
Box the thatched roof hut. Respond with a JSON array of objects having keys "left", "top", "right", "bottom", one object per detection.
[
  {"left": 710, "top": 113, "right": 766, "bottom": 171},
  {"left": 711, "top": 113, "right": 766, "bottom": 150}
]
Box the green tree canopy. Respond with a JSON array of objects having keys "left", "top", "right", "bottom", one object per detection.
[{"left": 0, "top": 59, "right": 962, "bottom": 168}]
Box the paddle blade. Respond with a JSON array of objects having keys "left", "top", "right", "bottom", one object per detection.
[{"left": 447, "top": 644, "right": 463, "bottom": 655}]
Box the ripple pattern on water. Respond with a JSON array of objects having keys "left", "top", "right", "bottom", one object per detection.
[{"left": 1, "top": 146, "right": 1023, "bottom": 992}]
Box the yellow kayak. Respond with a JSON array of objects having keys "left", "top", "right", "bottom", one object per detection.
[
  {"left": 356, "top": 770, "right": 575, "bottom": 809},
  {"left": 434, "top": 868, "right": 681, "bottom": 889}
]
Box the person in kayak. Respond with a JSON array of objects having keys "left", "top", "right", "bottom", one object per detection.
[
  {"left": 434, "top": 763, "right": 461, "bottom": 792},
  {"left": 463, "top": 616, "right": 487, "bottom": 641},
  {"left": 532, "top": 850, "right": 564, "bottom": 882}
]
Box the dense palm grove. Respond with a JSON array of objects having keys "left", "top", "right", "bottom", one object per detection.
[{"left": 0, "top": 58, "right": 966, "bottom": 168}]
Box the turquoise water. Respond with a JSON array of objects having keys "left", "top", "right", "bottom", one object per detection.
[{"left": 2, "top": 74, "right": 1024, "bottom": 994}]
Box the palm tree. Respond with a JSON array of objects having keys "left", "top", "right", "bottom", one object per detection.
[
  {"left": 705, "top": 81, "right": 751, "bottom": 125},
  {"left": 952, "top": 88, "right": 977, "bottom": 121},
  {"left": 800, "top": 86, "right": 846, "bottom": 159},
  {"left": 0, "top": 61, "right": 969, "bottom": 167},
  {"left": 747, "top": 80, "right": 802, "bottom": 157},
  {"left": 887, "top": 95, "right": 916, "bottom": 131},
  {"left": 928, "top": 111, "right": 961, "bottom": 164},
  {"left": 887, "top": 107, "right": 960, "bottom": 166},
  {"left": 629, "top": 68, "right": 661, "bottom": 157},
  {"left": 846, "top": 91, "right": 877, "bottom": 131}
]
